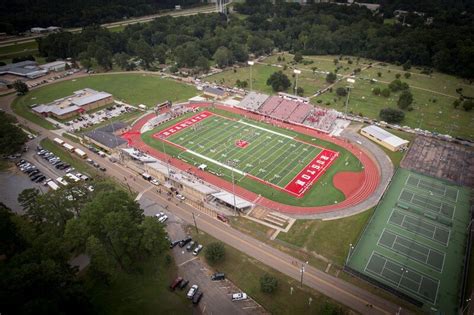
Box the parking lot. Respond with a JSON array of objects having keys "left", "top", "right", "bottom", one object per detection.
[
  {"left": 138, "top": 197, "right": 266, "bottom": 315},
  {"left": 65, "top": 102, "right": 137, "bottom": 132}
]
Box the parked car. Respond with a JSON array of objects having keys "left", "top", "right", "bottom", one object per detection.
[
  {"left": 169, "top": 240, "right": 180, "bottom": 249},
  {"left": 187, "top": 285, "right": 198, "bottom": 299},
  {"left": 192, "top": 291, "right": 203, "bottom": 305},
  {"left": 150, "top": 179, "right": 160, "bottom": 186},
  {"left": 176, "top": 194, "right": 185, "bottom": 201},
  {"left": 217, "top": 213, "right": 229, "bottom": 223},
  {"left": 178, "top": 279, "right": 189, "bottom": 290},
  {"left": 231, "top": 292, "right": 247, "bottom": 301},
  {"left": 193, "top": 244, "right": 203, "bottom": 256},
  {"left": 170, "top": 277, "right": 183, "bottom": 290},
  {"left": 211, "top": 273, "right": 225, "bottom": 281},
  {"left": 155, "top": 212, "right": 164, "bottom": 219},
  {"left": 179, "top": 236, "right": 192, "bottom": 248},
  {"left": 186, "top": 241, "right": 196, "bottom": 252},
  {"left": 158, "top": 215, "right": 168, "bottom": 223}
]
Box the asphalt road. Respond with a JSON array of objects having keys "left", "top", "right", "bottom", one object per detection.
[
  {"left": 0, "top": 5, "right": 218, "bottom": 47},
  {"left": 0, "top": 94, "right": 409, "bottom": 315}
]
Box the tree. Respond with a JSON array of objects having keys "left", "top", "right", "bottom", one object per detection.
[
  {"left": 13, "top": 80, "right": 28, "bottom": 95},
  {"left": 463, "top": 100, "right": 474, "bottom": 111},
  {"left": 267, "top": 71, "right": 291, "bottom": 92},
  {"left": 196, "top": 56, "right": 210, "bottom": 72},
  {"left": 326, "top": 72, "right": 337, "bottom": 83},
  {"left": 379, "top": 108, "right": 405, "bottom": 123},
  {"left": 404, "top": 72, "right": 411, "bottom": 79},
  {"left": 95, "top": 47, "right": 113, "bottom": 70},
  {"left": 0, "top": 111, "right": 28, "bottom": 155},
  {"left": 236, "top": 79, "right": 248, "bottom": 88},
  {"left": 114, "top": 52, "right": 130, "bottom": 70},
  {"left": 381, "top": 88, "right": 391, "bottom": 97},
  {"left": 260, "top": 273, "right": 278, "bottom": 293},
  {"left": 65, "top": 187, "right": 167, "bottom": 277},
  {"left": 133, "top": 39, "right": 155, "bottom": 69},
  {"left": 403, "top": 60, "right": 412, "bottom": 71},
  {"left": 296, "top": 86, "right": 304, "bottom": 96},
  {"left": 395, "top": 73, "right": 401, "bottom": 79},
  {"left": 333, "top": 58, "right": 339, "bottom": 65},
  {"left": 213, "top": 46, "right": 234, "bottom": 68},
  {"left": 388, "top": 79, "right": 409, "bottom": 92},
  {"left": 398, "top": 90, "right": 413, "bottom": 110},
  {"left": 294, "top": 52, "right": 303, "bottom": 63},
  {"left": 205, "top": 242, "right": 225, "bottom": 264},
  {"left": 453, "top": 99, "right": 461, "bottom": 108},
  {"left": 336, "top": 87, "right": 348, "bottom": 97},
  {"left": 372, "top": 87, "right": 381, "bottom": 96}
]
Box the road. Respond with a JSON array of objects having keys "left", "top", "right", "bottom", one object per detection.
[
  {"left": 0, "top": 5, "right": 217, "bottom": 47},
  {"left": 0, "top": 93, "right": 409, "bottom": 315}
]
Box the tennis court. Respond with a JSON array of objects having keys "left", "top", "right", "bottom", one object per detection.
[
  {"left": 388, "top": 209, "right": 450, "bottom": 246},
  {"left": 406, "top": 174, "right": 459, "bottom": 201},
  {"left": 365, "top": 252, "right": 439, "bottom": 303},
  {"left": 378, "top": 229, "right": 445, "bottom": 271},
  {"left": 346, "top": 168, "right": 471, "bottom": 314},
  {"left": 399, "top": 189, "right": 455, "bottom": 219}
]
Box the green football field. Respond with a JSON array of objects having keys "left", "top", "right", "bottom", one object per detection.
[{"left": 153, "top": 110, "right": 338, "bottom": 197}]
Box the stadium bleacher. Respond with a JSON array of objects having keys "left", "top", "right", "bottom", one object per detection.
[
  {"left": 238, "top": 92, "right": 269, "bottom": 111},
  {"left": 259, "top": 96, "right": 283, "bottom": 116}
]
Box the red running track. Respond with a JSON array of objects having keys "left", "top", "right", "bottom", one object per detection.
[{"left": 122, "top": 103, "right": 381, "bottom": 215}]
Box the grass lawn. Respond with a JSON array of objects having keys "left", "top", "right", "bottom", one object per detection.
[
  {"left": 277, "top": 208, "right": 375, "bottom": 266},
  {"left": 0, "top": 41, "right": 38, "bottom": 56},
  {"left": 312, "top": 77, "right": 474, "bottom": 139},
  {"left": 190, "top": 228, "right": 351, "bottom": 315},
  {"left": 84, "top": 254, "right": 192, "bottom": 315},
  {"left": 40, "top": 138, "right": 101, "bottom": 177},
  {"left": 11, "top": 73, "right": 198, "bottom": 129},
  {"left": 141, "top": 107, "right": 363, "bottom": 207}
]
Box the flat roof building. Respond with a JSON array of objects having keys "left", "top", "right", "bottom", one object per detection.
[
  {"left": 203, "top": 86, "right": 228, "bottom": 99},
  {"left": 0, "top": 61, "right": 48, "bottom": 79},
  {"left": 32, "top": 88, "right": 113, "bottom": 119},
  {"left": 361, "top": 125, "right": 409, "bottom": 152}
]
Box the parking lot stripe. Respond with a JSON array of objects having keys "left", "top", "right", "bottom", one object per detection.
[{"left": 178, "top": 257, "right": 198, "bottom": 267}]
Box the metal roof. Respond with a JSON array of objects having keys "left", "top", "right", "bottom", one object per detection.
[
  {"left": 72, "top": 92, "right": 112, "bottom": 106},
  {"left": 211, "top": 191, "right": 253, "bottom": 209},
  {"left": 84, "top": 130, "right": 127, "bottom": 148},
  {"left": 362, "top": 125, "right": 409, "bottom": 147},
  {"left": 203, "top": 86, "right": 226, "bottom": 96}
]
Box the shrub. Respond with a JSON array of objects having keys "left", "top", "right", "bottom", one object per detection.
[
  {"left": 326, "top": 72, "right": 337, "bottom": 83},
  {"left": 372, "top": 87, "right": 381, "bottom": 95},
  {"left": 381, "top": 88, "right": 391, "bottom": 97},
  {"left": 398, "top": 90, "right": 414, "bottom": 110},
  {"left": 336, "top": 87, "right": 348, "bottom": 97},
  {"left": 404, "top": 72, "right": 411, "bottom": 79},
  {"left": 463, "top": 100, "right": 474, "bottom": 111},
  {"left": 260, "top": 273, "right": 278, "bottom": 293},
  {"left": 205, "top": 242, "right": 226, "bottom": 264},
  {"left": 380, "top": 108, "right": 405, "bottom": 123}
]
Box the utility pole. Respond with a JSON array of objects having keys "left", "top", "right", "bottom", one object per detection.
[
  {"left": 248, "top": 60, "right": 254, "bottom": 91},
  {"left": 294, "top": 69, "right": 301, "bottom": 96},
  {"left": 192, "top": 212, "right": 199, "bottom": 233},
  {"left": 345, "top": 78, "right": 355, "bottom": 118}
]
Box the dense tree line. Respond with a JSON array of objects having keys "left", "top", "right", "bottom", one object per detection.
[
  {"left": 0, "top": 111, "right": 28, "bottom": 156},
  {"left": 37, "top": 1, "right": 474, "bottom": 79},
  {"left": 0, "top": 181, "right": 169, "bottom": 313},
  {"left": 0, "top": 0, "right": 202, "bottom": 33}
]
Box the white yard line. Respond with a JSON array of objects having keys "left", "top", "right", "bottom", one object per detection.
[
  {"left": 238, "top": 120, "right": 293, "bottom": 139},
  {"left": 186, "top": 149, "right": 246, "bottom": 175}
]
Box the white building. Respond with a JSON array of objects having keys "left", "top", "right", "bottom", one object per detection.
[{"left": 361, "top": 125, "right": 409, "bottom": 152}]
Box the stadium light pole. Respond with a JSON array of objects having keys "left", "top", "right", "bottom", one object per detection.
[
  {"left": 345, "top": 243, "right": 354, "bottom": 265},
  {"left": 300, "top": 261, "right": 308, "bottom": 287},
  {"left": 345, "top": 78, "right": 355, "bottom": 119},
  {"left": 248, "top": 60, "right": 254, "bottom": 91},
  {"left": 159, "top": 135, "right": 171, "bottom": 180},
  {"left": 294, "top": 69, "right": 301, "bottom": 96},
  {"left": 227, "top": 159, "right": 237, "bottom": 214}
]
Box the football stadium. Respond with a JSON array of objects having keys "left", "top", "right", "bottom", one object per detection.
[{"left": 123, "top": 102, "right": 381, "bottom": 212}]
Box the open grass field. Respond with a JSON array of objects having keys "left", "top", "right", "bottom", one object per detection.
[
  {"left": 277, "top": 208, "right": 375, "bottom": 266},
  {"left": 142, "top": 107, "right": 363, "bottom": 207},
  {"left": 0, "top": 41, "right": 38, "bottom": 56},
  {"left": 315, "top": 77, "right": 474, "bottom": 139},
  {"left": 346, "top": 168, "right": 472, "bottom": 314},
  {"left": 84, "top": 254, "right": 191, "bottom": 315},
  {"left": 190, "top": 228, "right": 350, "bottom": 315},
  {"left": 205, "top": 62, "right": 329, "bottom": 97},
  {"left": 11, "top": 73, "right": 198, "bottom": 129}
]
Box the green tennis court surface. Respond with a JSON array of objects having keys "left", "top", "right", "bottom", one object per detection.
[{"left": 347, "top": 169, "right": 471, "bottom": 313}]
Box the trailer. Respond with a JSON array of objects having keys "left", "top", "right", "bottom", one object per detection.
[
  {"left": 53, "top": 137, "right": 64, "bottom": 145},
  {"left": 47, "top": 180, "right": 60, "bottom": 191},
  {"left": 74, "top": 148, "right": 87, "bottom": 159},
  {"left": 62, "top": 142, "right": 75, "bottom": 152}
]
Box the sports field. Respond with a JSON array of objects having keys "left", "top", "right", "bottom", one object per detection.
[
  {"left": 346, "top": 168, "right": 471, "bottom": 313},
  {"left": 153, "top": 111, "right": 338, "bottom": 197},
  {"left": 141, "top": 107, "right": 365, "bottom": 207}
]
